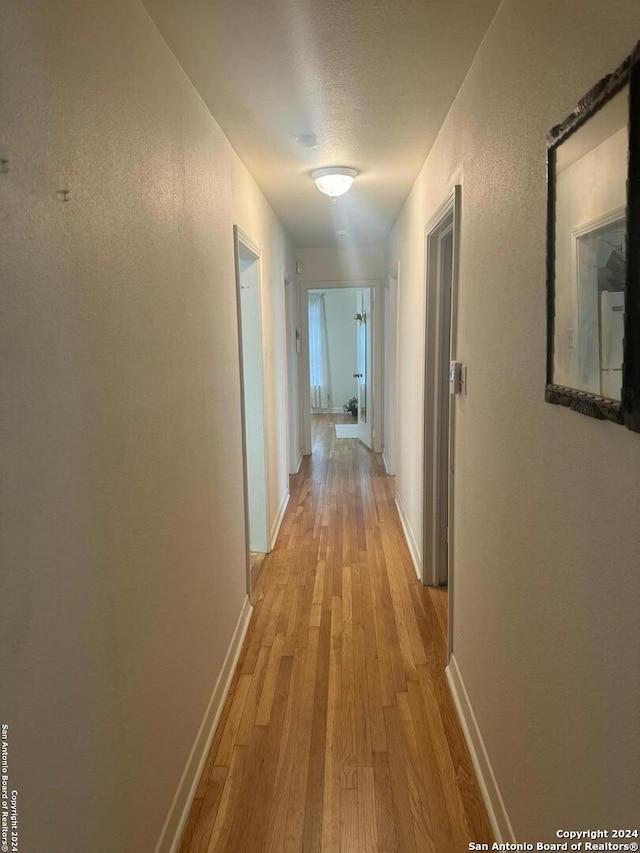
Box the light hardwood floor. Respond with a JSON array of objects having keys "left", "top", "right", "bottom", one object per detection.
[
  {"left": 250, "top": 551, "right": 267, "bottom": 590},
  {"left": 178, "top": 414, "right": 493, "bottom": 852}
]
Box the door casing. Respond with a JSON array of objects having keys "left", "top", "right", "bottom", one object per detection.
[
  {"left": 422, "top": 186, "right": 461, "bottom": 658},
  {"left": 383, "top": 263, "right": 400, "bottom": 474},
  {"left": 234, "top": 226, "right": 270, "bottom": 593},
  {"left": 356, "top": 287, "right": 374, "bottom": 448},
  {"left": 299, "top": 279, "right": 382, "bottom": 455}
]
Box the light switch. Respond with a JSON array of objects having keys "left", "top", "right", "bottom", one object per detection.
[
  {"left": 450, "top": 361, "right": 463, "bottom": 394},
  {"left": 449, "top": 361, "right": 467, "bottom": 395}
]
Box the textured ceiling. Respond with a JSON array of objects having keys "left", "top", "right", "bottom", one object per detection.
[{"left": 142, "top": 0, "right": 501, "bottom": 247}]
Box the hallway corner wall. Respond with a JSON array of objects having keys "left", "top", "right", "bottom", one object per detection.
[
  {"left": 387, "top": 0, "right": 640, "bottom": 841},
  {"left": 0, "top": 1, "right": 293, "bottom": 851}
]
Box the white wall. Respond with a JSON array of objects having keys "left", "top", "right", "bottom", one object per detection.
[
  {"left": 309, "top": 288, "right": 358, "bottom": 412},
  {"left": 297, "top": 245, "right": 384, "bottom": 283},
  {"left": 238, "top": 254, "right": 269, "bottom": 554},
  {"left": 0, "top": 1, "right": 293, "bottom": 851},
  {"left": 387, "top": 0, "right": 640, "bottom": 841}
]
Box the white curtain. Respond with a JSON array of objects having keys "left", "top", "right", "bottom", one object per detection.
[{"left": 308, "top": 293, "right": 331, "bottom": 409}]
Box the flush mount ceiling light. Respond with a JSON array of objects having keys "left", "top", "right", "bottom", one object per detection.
[{"left": 311, "top": 167, "right": 358, "bottom": 199}]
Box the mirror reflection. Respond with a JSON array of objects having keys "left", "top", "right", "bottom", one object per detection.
[{"left": 552, "top": 86, "right": 628, "bottom": 401}]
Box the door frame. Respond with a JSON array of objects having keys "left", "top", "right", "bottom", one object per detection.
[
  {"left": 383, "top": 262, "right": 400, "bottom": 474},
  {"left": 284, "top": 273, "right": 303, "bottom": 475},
  {"left": 356, "top": 287, "right": 374, "bottom": 448},
  {"left": 423, "top": 186, "right": 461, "bottom": 656},
  {"left": 233, "top": 225, "right": 270, "bottom": 594},
  {"left": 299, "top": 279, "right": 382, "bottom": 455}
]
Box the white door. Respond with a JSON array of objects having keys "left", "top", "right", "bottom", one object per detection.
[
  {"left": 435, "top": 229, "right": 454, "bottom": 586},
  {"left": 235, "top": 230, "right": 270, "bottom": 567},
  {"left": 357, "top": 288, "right": 373, "bottom": 449},
  {"left": 424, "top": 222, "right": 454, "bottom": 588},
  {"left": 423, "top": 187, "right": 460, "bottom": 606}
]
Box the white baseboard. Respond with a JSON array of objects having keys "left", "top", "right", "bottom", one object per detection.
[
  {"left": 445, "top": 654, "right": 515, "bottom": 844},
  {"left": 311, "top": 406, "right": 345, "bottom": 414},
  {"left": 155, "top": 595, "right": 253, "bottom": 853},
  {"left": 270, "top": 489, "right": 290, "bottom": 549},
  {"left": 382, "top": 451, "right": 395, "bottom": 476},
  {"left": 394, "top": 493, "right": 422, "bottom": 581}
]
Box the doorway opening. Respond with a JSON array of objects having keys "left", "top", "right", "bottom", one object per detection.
[
  {"left": 300, "top": 281, "right": 378, "bottom": 454},
  {"left": 234, "top": 227, "right": 270, "bottom": 593},
  {"left": 423, "top": 187, "right": 461, "bottom": 654}
]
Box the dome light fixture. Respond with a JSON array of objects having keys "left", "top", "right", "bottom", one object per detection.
[{"left": 311, "top": 167, "right": 358, "bottom": 199}]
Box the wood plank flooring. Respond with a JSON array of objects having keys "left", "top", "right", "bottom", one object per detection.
[
  {"left": 179, "top": 414, "right": 493, "bottom": 852},
  {"left": 250, "top": 551, "right": 267, "bottom": 590}
]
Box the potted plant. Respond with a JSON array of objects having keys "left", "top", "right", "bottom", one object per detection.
[{"left": 344, "top": 397, "right": 358, "bottom": 418}]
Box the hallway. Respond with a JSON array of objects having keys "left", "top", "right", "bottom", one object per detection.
[
  {"left": 3, "top": 4, "right": 639, "bottom": 848},
  {"left": 179, "top": 415, "right": 493, "bottom": 852}
]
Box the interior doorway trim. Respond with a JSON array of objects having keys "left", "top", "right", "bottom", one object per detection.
[
  {"left": 233, "top": 226, "right": 270, "bottom": 594},
  {"left": 299, "top": 278, "right": 382, "bottom": 455},
  {"left": 383, "top": 262, "right": 400, "bottom": 475},
  {"left": 283, "top": 274, "right": 303, "bottom": 476},
  {"left": 423, "top": 186, "right": 461, "bottom": 657}
]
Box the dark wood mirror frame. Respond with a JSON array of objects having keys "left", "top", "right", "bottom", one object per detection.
[{"left": 546, "top": 41, "right": 640, "bottom": 431}]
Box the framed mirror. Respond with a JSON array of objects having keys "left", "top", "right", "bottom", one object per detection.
[{"left": 546, "top": 41, "right": 640, "bottom": 431}]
